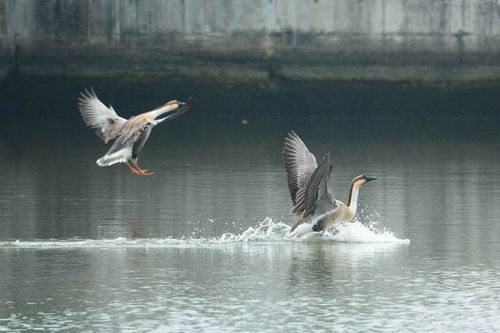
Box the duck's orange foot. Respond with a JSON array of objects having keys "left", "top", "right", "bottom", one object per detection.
[
  {"left": 137, "top": 170, "right": 154, "bottom": 176},
  {"left": 131, "top": 169, "right": 154, "bottom": 176},
  {"left": 125, "top": 162, "right": 154, "bottom": 176}
]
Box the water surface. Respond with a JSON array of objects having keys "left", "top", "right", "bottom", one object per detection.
[{"left": 1, "top": 79, "right": 500, "bottom": 331}]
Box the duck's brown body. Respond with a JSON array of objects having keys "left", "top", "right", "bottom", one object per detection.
[{"left": 78, "top": 88, "right": 191, "bottom": 176}]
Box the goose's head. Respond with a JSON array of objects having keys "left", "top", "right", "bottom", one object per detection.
[
  {"left": 352, "top": 174, "right": 377, "bottom": 187},
  {"left": 348, "top": 174, "right": 377, "bottom": 212}
]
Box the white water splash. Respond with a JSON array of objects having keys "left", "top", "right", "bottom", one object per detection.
[
  {"left": 219, "top": 217, "right": 290, "bottom": 242},
  {"left": 0, "top": 217, "right": 409, "bottom": 248},
  {"left": 328, "top": 221, "right": 409, "bottom": 244}
]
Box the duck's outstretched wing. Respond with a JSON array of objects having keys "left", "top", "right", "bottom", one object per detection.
[
  {"left": 302, "top": 152, "right": 336, "bottom": 218},
  {"left": 78, "top": 87, "right": 127, "bottom": 143},
  {"left": 282, "top": 131, "right": 318, "bottom": 216}
]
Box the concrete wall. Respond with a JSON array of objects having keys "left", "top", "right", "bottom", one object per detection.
[{"left": 2, "top": 0, "right": 500, "bottom": 82}]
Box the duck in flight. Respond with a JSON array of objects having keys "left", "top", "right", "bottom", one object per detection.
[
  {"left": 78, "top": 88, "right": 191, "bottom": 176},
  {"left": 282, "top": 131, "right": 376, "bottom": 237}
]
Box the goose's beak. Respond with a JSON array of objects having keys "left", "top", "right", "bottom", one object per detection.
[{"left": 364, "top": 175, "right": 377, "bottom": 183}]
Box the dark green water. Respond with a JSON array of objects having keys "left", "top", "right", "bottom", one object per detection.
[{"left": 1, "top": 77, "right": 500, "bottom": 331}]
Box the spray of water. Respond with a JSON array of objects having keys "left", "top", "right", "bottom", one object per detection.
[{"left": 0, "top": 214, "right": 409, "bottom": 248}]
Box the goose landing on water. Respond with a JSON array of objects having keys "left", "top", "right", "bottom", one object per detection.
[
  {"left": 282, "top": 131, "right": 376, "bottom": 237},
  {"left": 78, "top": 88, "right": 191, "bottom": 176}
]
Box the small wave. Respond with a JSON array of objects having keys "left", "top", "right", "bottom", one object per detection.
[{"left": 0, "top": 217, "right": 409, "bottom": 248}]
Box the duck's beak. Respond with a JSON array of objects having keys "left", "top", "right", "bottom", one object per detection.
[{"left": 178, "top": 97, "right": 192, "bottom": 113}]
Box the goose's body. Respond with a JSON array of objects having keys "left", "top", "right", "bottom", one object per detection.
[
  {"left": 282, "top": 131, "right": 376, "bottom": 237},
  {"left": 78, "top": 88, "right": 191, "bottom": 176}
]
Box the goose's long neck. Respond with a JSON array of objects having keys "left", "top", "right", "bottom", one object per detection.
[{"left": 347, "top": 182, "right": 361, "bottom": 215}]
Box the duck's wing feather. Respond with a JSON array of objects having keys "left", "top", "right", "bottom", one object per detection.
[
  {"left": 78, "top": 87, "right": 127, "bottom": 143},
  {"left": 282, "top": 131, "right": 318, "bottom": 216},
  {"left": 302, "top": 152, "right": 336, "bottom": 218}
]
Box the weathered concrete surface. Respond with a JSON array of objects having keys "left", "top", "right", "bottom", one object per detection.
[{"left": 1, "top": 0, "right": 500, "bottom": 82}]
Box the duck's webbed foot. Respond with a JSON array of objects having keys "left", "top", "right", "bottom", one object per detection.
[{"left": 125, "top": 162, "right": 154, "bottom": 176}]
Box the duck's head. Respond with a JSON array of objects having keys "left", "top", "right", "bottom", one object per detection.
[
  {"left": 154, "top": 98, "right": 191, "bottom": 118},
  {"left": 163, "top": 97, "right": 191, "bottom": 113},
  {"left": 352, "top": 174, "right": 377, "bottom": 186},
  {"left": 177, "top": 97, "right": 191, "bottom": 113},
  {"left": 160, "top": 100, "right": 181, "bottom": 113}
]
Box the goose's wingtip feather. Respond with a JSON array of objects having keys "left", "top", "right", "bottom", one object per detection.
[{"left": 282, "top": 130, "right": 318, "bottom": 208}]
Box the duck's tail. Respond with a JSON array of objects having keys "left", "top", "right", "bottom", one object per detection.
[{"left": 96, "top": 146, "right": 132, "bottom": 167}]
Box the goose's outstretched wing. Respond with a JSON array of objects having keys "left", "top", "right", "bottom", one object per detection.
[
  {"left": 302, "top": 152, "right": 336, "bottom": 218},
  {"left": 282, "top": 131, "right": 318, "bottom": 216},
  {"left": 78, "top": 87, "right": 127, "bottom": 143}
]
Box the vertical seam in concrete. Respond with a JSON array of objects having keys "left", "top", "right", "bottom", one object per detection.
[
  {"left": 292, "top": 0, "right": 297, "bottom": 47},
  {"left": 112, "top": 0, "right": 120, "bottom": 42},
  {"left": 181, "top": 0, "right": 187, "bottom": 34},
  {"left": 382, "top": 0, "right": 386, "bottom": 36},
  {"left": 86, "top": 0, "right": 91, "bottom": 43}
]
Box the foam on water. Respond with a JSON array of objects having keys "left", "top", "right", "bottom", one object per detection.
[{"left": 0, "top": 217, "right": 409, "bottom": 248}]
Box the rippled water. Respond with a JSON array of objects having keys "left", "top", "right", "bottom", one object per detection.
[{"left": 1, "top": 79, "right": 500, "bottom": 331}]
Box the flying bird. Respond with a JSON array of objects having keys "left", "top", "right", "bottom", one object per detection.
[
  {"left": 282, "top": 131, "right": 376, "bottom": 237},
  {"left": 78, "top": 88, "right": 191, "bottom": 176}
]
